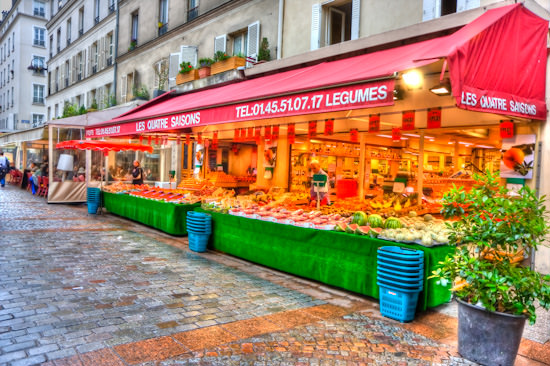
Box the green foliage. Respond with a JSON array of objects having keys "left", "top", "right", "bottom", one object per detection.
[
  {"left": 132, "top": 86, "right": 149, "bottom": 100},
  {"left": 90, "top": 99, "right": 98, "bottom": 110},
  {"left": 179, "top": 61, "right": 194, "bottom": 74},
  {"left": 213, "top": 51, "right": 230, "bottom": 62},
  {"left": 62, "top": 102, "right": 80, "bottom": 118},
  {"left": 258, "top": 37, "right": 271, "bottom": 61},
  {"left": 198, "top": 58, "right": 214, "bottom": 68},
  {"left": 234, "top": 52, "right": 245, "bottom": 59},
  {"left": 430, "top": 170, "right": 550, "bottom": 324},
  {"left": 78, "top": 105, "right": 87, "bottom": 115}
]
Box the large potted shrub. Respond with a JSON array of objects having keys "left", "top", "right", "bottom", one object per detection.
[
  {"left": 211, "top": 51, "right": 245, "bottom": 75},
  {"left": 431, "top": 170, "right": 550, "bottom": 366},
  {"left": 176, "top": 61, "right": 198, "bottom": 84}
]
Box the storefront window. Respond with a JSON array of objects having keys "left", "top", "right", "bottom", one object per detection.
[
  {"left": 52, "top": 127, "right": 86, "bottom": 181},
  {"left": 142, "top": 150, "right": 160, "bottom": 182}
]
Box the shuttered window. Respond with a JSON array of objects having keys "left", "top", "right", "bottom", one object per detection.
[
  {"left": 214, "top": 34, "right": 226, "bottom": 54},
  {"left": 168, "top": 52, "right": 180, "bottom": 89},
  {"left": 181, "top": 45, "right": 197, "bottom": 67},
  {"left": 246, "top": 21, "right": 260, "bottom": 64},
  {"left": 310, "top": 4, "right": 321, "bottom": 50}
]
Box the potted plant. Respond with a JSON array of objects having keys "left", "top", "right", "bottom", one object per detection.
[
  {"left": 128, "top": 39, "right": 137, "bottom": 51},
  {"left": 197, "top": 57, "right": 214, "bottom": 78},
  {"left": 176, "top": 61, "right": 199, "bottom": 84},
  {"left": 430, "top": 170, "right": 550, "bottom": 366},
  {"left": 132, "top": 85, "right": 149, "bottom": 100},
  {"left": 211, "top": 51, "right": 245, "bottom": 75},
  {"left": 257, "top": 37, "right": 271, "bottom": 62}
]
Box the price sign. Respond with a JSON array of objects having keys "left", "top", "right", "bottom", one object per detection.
[
  {"left": 197, "top": 132, "right": 203, "bottom": 144},
  {"left": 369, "top": 114, "right": 380, "bottom": 133},
  {"left": 287, "top": 123, "right": 295, "bottom": 144},
  {"left": 500, "top": 120, "right": 514, "bottom": 138},
  {"left": 402, "top": 110, "right": 415, "bottom": 131},
  {"left": 324, "top": 119, "right": 334, "bottom": 135},
  {"left": 350, "top": 128, "right": 358, "bottom": 142},
  {"left": 427, "top": 107, "right": 442, "bottom": 129},
  {"left": 212, "top": 131, "right": 218, "bottom": 149},
  {"left": 308, "top": 121, "right": 317, "bottom": 138}
]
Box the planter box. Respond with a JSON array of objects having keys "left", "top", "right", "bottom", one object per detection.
[
  {"left": 211, "top": 57, "right": 246, "bottom": 75},
  {"left": 176, "top": 70, "right": 199, "bottom": 85},
  {"left": 198, "top": 66, "right": 211, "bottom": 79}
]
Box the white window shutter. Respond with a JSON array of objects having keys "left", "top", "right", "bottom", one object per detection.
[
  {"left": 100, "top": 37, "right": 105, "bottom": 69},
  {"left": 67, "top": 63, "right": 71, "bottom": 85},
  {"left": 214, "top": 34, "right": 226, "bottom": 54},
  {"left": 351, "top": 0, "right": 360, "bottom": 40},
  {"left": 311, "top": 4, "right": 321, "bottom": 50},
  {"left": 458, "top": 0, "right": 480, "bottom": 12},
  {"left": 422, "top": 0, "right": 440, "bottom": 21},
  {"left": 121, "top": 74, "right": 127, "bottom": 101},
  {"left": 180, "top": 45, "right": 197, "bottom": 67},
  {"left": 246, "top": 21, "right": 260, "bottom": 65},
  {"left": 87, "top": 45, "right": 92, "bottom": 76},
  {"left": 168, "top": 52, "right": 180, "bottom": 89}
]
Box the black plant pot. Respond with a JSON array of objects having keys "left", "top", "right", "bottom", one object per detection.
[
  {"left": 457, "top": 298, "right": 526, "bottom": 366},
  {"left": 153, "top": 89, "right": 166, "bottom": 98}
]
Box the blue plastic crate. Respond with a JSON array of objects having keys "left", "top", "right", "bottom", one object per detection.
[
  {"left": 378, "top": 246, "right": 424, "bottom": 260},
  {"left": 379, "top": 285, "right": 421, "bottom": 322},
  {"left": 377, "top": 269, "right": 424, "bottom": 282},
  {"left": 188, "top": 232, "right": 210, "bottom": 252},
  {"left": 377, "top": 277, "right": 423, "bottom": 291},
  {"left": 377, "top": 264, "right": 424, "bottom": 277},
  {"left": 377, "top": 256, "right": 424, "bottom": 268},
  {"left": 87, "top": 202, "right": 98, "bottom": 214}
]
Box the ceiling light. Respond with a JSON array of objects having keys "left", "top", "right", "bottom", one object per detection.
[
  {"left": 429, "top": 79, "right": 452, "bottom": 96},
  {"left": 475, "top": 144, "right": 496, "bottom": 149},
  {"left": 402, "top": 70, "right": 423, "bottom": 89},
  {"left": 376, "top": 134, "right": 393, "bottom": 138}
]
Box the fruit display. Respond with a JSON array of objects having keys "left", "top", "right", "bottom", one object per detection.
[
  {"left": 378, "top": 213, "right": 451, "bottom": 246},
  {"left": 129, "top": 189, "right": 201, "bottom": 204},
  {"left": 102, "top": 182, "right": 149, "bottom": 193}
]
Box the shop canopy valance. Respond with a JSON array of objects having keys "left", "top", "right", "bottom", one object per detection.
[
  {"left": 86, "top": 3, "right": 548, "bottom": 138},
  {"left": 56, "top": 140, "right": 153, "bottom": 154}
]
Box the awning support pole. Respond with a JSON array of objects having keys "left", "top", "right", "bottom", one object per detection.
[{"left": 417, "top": 131, "right": 424, "bottom": 198}]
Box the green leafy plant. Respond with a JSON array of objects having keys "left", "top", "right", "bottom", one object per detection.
[
  {"left": 132, "top": 86, "right": 149, "bottom": 100},
  {"left": 78, "top": 105, "right": 87, "bottom": 115},
  {"left": 198, "top": 57, "right": 214, "bottom": 68},
  {"left": 62, "top": 102, "right": 80, "bottom": 118},
  {"left": 234, "top": 52, "right": 245, "bottom": 59},
  {"left": 214, "top": 51, "right": 230, "bottom": 62},
  {"left": 179, "top": 61, "right": 194, "bottom": 74},
  {"left": 128, "top": 39, "right": 137, "bottom": 51},
  {"left": 258, "top": 37, "right": 271, "bottom": 61},
  {"left": 90, "top": 99, "right": 98, "bottom": 110},
  {"left": 430, "top": 170, "right": 550, "bottom": 324},
  {"left": 154, "top": 59, "right": 169, "bottom": 90}
]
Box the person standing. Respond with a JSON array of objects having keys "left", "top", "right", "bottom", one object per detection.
[
  {"left": 309, "top": 160, "right": 330, "bottom": 206},
  {"left": 0, "top": 152, "right": 9, "bottom": 188},
  {"left": 131, "top": 160, "right": 144, "bottom": 185}
]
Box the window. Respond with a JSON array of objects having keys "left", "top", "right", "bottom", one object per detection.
[
  {"left": 94, "top": 0, "right": 100, "bottom": 24},
  {"left": 31, "top": 56, "right": 45, "bottom": 69},
  {"left": 92, "top": 42, "right": 98, "bottom": 73},
  {"left": 49, "top": 35, "right": 53, "bottom": 57},
  {"left": 107, "top": 33, "right": 113, "bottom": 66},
  {"left": 109, "top": 0, "right": 115, "bottom": 13},
  {"left": 67, "top": 19, "right": 71, "bottom": 45},
  {"left": 7, "top": 38, "right": 9, "bottom": 56},
  {"left": 11, "top": 60, "right": 13, "bottom": 78},
  {"left": 187, "top": 0, "right": 198, "bottom": 21},
  {"left": 11, "top": 32, "right": 14, "bottom": 52},
  {"left": 77, "top": 52, "right": 83, "bottom": 80},
  {"left": 57, "top": 28, "right": 61, "bottom": 52},
  {"left": 65, "top": 61, "right": 70, "bottom": 87},
  {"left": 6, "top": 65, "right": 9, "bottom": 83},
  {"left": 159, "top": 0, "right": 168, "bottom": 36},
  {"left": 311, "top": 0, "right": 360, "bottom": 50},
  {"left": 131, "top": 12, "right": 139, "bottom": 45},
  {"left": 423, "top": 0, "right": 480, "bottom": 21},
  {"left": 32, "top": 114, "right": 45, "bottom": 127},
  {"left": 232, "top": 31, "right": 247, "bottom": 56},
  {"left": 78, "top": 7, "right": 84, "bottom": 36},
  {"left": 55, "top": 67, "right": 59, "bottom": 92},
  {"left": 33, "top": 0, "right": 46, "bottom": 17},
  {"left": 33, "top": 27, "right": 45, "bottom": 46}
]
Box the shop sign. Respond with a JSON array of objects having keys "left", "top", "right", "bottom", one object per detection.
[
  {"left": 265, "top": 125, "right": 272, "bottom": 141},
  {"left": 85, "top": 79, "right": 395, "bottom": 138},
  {"left": 392, "top": 127, "right": 401, "bottom": 141},
  {"left": 255, "top": 127, "right": 261, "bottom": 144},
  {"left": 457, "top": 86, "right": 545, "bottom": 120},
  {"left": 350, "top": 128, "right": 358, "bottom": 142},
  {"left": 272, "top": 125, "right": 279, "bottom": 140},
  {"left": 427, "top": 107, "right": 442, "bottom": 129},
  {"left": 402, "top": 110, "right": 415, "bottom": 131},
  {"left": 500, "top": 120, "right": 514, "bottom": 139},
  {"left": 369, "top": 114, "right": 380, "bottom": 133},
  {"left": 324, "top": 119, "right": 334, "bottom": 135},
  {"left": 308, "top": 121, "right": 317, "bottom": 138},
  {"left": 212, "top": 131, "right": 218, "bottom": 149},
  {"left": 287, "top": 123, "right": 295, "bottom": 144},
  {"left": 197, "top": 132, "right": 202, "bottom": 144},
  {"left": 186, "top": 133, "right": 190, "bottom": 145}
]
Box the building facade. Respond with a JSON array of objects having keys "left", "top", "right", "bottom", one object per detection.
[
  {"left": 0, "top": 0, "right": 49, "bottom": 132},
  {"left": 45, "top": 0, "right": 117, "bottom": 120}
]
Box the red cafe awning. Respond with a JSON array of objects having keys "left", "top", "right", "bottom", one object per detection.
[
  {"left": 86, "top": 4, "right": 547, "bottom": 138},
  {"left": 56, "top": 140, "right": 154, "bottom": 154}
]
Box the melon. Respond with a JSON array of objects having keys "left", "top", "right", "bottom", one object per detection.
[
  {"left": 351, "top": 211, "right": 368, "bottom": 226},
  {"left": 355, "top": 225, "right": 372, "bottom": 235},
  {"left": 334, "top": 222, "right": 347, "bottom": 232},
  {"left": 345, "top": 223, "right": 358, "bottom": 234},
  {"left": 368, "top": 227, "right": 382, "bottom": 238},
  {"left": 424, "top": 214, "right": 434, "bottom": 222},
  {"left": 367, "top": 214, "right": 384, "bottom": 228},
  {"left": 409, "top": 211, "right": 417, "bottom": 217},
  {"left": 384, "top": 217, "right": 403, "bottom": 229}
]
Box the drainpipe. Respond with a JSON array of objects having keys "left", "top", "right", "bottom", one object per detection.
[
  {"left": 113, "top": 1, "right": 119, "bottom": 101},
  {"left": 277, "top": 0, "right": 284, "bottom": 59}
]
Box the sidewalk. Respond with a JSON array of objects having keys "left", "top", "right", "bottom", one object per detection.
[{"left": 0, "top": 184, "right": 548, "bottom": 365}]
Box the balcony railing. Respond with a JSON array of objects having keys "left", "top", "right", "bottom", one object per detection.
[
  {"left": 108, "top": 4, "right": 115, "bottom": 13},
  {"left": 92, "top": 65, "right": 97, "bottom": 74},
  {"left": 106, "top": 57, "right": 112, "bottom": 66},
  {"left": 79, "top": 28, "right": 84, "bottom": 36},
  {"left": 187, "top": 7, "right": 199, "bottom": 21},
  {"left": 65, "top": 78, "right": 69, "bottom": 87},
  {"left": 94, "top": 16, "right": 99, "bottom": 25},
  {"left": 158, "top": 24, "right": 168, "bottom": 36}
]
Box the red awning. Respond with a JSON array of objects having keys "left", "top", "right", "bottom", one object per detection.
[
  {"left": 56, "top": 140, "right": 154, "bottom": 153},
  {"left": 86, "top": 4, "right": 547, "bottom": 138}
]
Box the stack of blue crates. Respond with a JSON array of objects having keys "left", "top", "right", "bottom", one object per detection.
[
  {"left": 377, "top": 246, "right": 424, "bottom": 322},
  {"left": 87, "top": 187, "right": 101, "bottom": 214},
  {"left": 186, "top": 211, "right": 212, "bottom": 252}
]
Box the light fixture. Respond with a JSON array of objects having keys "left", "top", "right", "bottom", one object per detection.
[
  {"left": 376, "top": 134, "right": 393, "bottom": 138},
  {"left": 429, "top": 79, "right": 452, "bottom": 96},
  {"left": 402, "top": 70, "right": 423, "bottom": 90},
  {"left": 393, "top": 86, "right": 404, "bottom": 100}
]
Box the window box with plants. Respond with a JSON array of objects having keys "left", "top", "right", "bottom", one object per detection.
[
  {"left": 132, "top": 85, "right": 150, "bottom": 101},
  {"left": 430, "top": 171, "right": 550, "bottom": 366},
  {"left": 176, "top": 61, "right": 199, "bottom": 84},
  {"left": 211, "top": 51, "right": 246, "bottom": 75},
  {"left": 197, "top": 58, "right": 214, "bottom": 79}
]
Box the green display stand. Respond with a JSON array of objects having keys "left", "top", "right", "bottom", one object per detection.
[
  {"left": 103, "top": 192, "right": 200, "bottom": 235},
  {"left": 199, "top": 210, "right": 454, "bottom": 311}
]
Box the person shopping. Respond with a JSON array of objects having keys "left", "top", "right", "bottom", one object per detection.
[
  {"left": 309, "top": 160, "right": 330, "bottom": 206},
  {"left": 0, "top": 152, "right": 10, "bottom": 188},
  {"left": 131, "top": 160, "right": 144, "bottom": 185}
]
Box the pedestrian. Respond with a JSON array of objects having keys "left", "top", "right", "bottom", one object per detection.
[
  {"left": 0, "top": 151, "right": 9, "bottom": 188},
  {"left": 131, "top": 160, "right": 144, "bottom": 185}
]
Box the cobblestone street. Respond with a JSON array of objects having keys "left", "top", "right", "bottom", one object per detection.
[{"left": 0, "top": 185, "right": 548, "bottom": 366}]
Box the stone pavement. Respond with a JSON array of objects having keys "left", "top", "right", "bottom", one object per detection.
[{"left": 0, "top": 184, "right": 548, "bottom": 366}]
